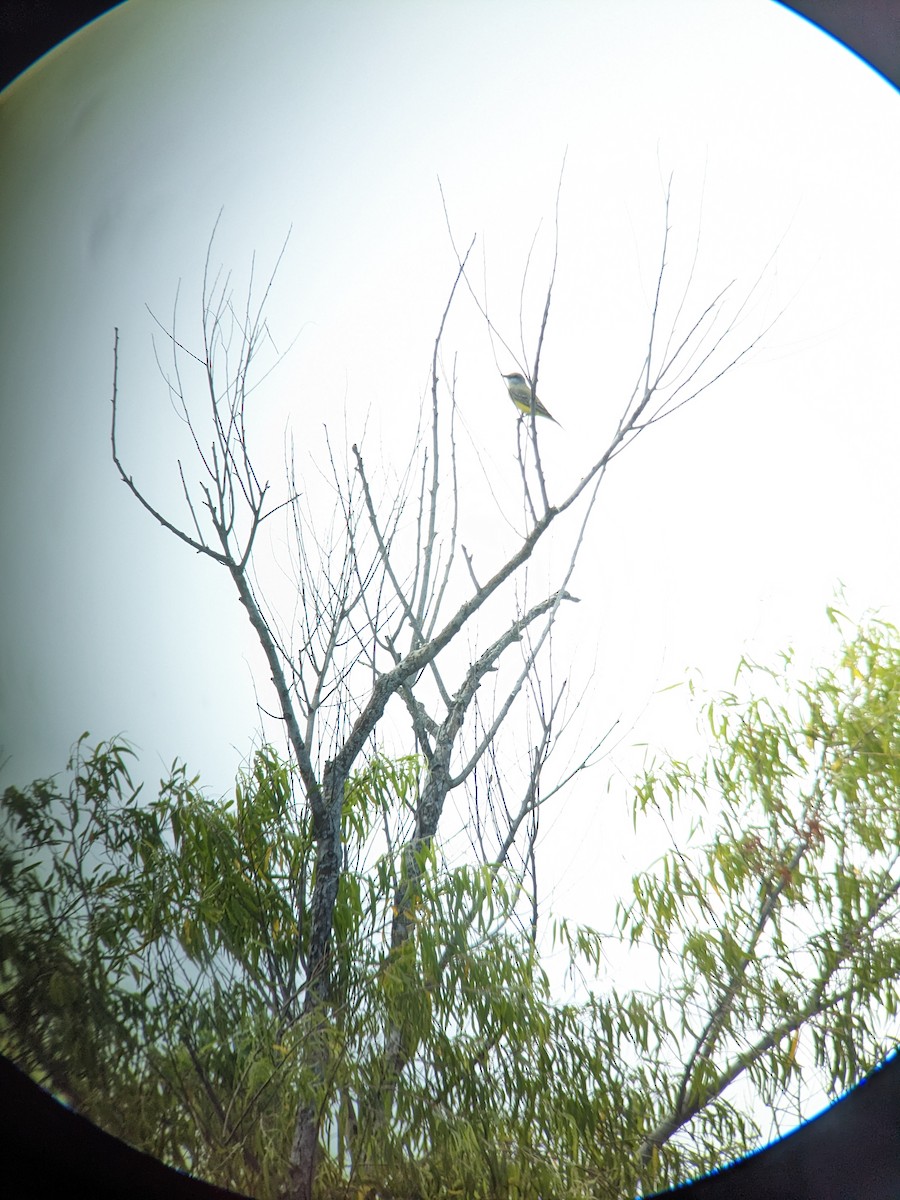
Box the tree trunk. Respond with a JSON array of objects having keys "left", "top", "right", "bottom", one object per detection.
[{"left": 284, "top": 767, "right": 344, "bottom": 1200}]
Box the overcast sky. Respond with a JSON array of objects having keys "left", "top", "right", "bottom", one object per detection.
[{"left": 2, "top": 1, "right": 899, "bottom": 957}]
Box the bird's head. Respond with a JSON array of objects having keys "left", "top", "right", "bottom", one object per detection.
[{"left": 502, "top": 372, "right": 527, "bottom": 386}]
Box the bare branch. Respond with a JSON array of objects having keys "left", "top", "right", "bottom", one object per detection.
[{"left": 110, "top": 330, "right": 228, "bottom": 566}]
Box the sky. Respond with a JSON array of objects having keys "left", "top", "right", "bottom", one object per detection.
[{"left": 2, "top": 0, "right": 900, "bottom": 1013}]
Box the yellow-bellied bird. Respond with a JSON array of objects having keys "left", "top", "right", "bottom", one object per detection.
[{"left": 501, "top": 372, "right": 560, "bottom": 425}]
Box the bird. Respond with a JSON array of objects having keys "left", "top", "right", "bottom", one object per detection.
[{"left": 501, "top": 372, "right": 560, "bottom": 425}]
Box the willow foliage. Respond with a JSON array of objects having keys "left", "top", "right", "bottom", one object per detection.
[{"left": 2, "top": 612, "right": 900, "bottom": 1197}]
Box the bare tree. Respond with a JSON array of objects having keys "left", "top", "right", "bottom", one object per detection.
[{"left": 110, "top": 190, "right": 771, "bottom": 1200}]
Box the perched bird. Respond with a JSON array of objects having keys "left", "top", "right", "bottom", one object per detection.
[{"left": 501, "top": 372, "right": 560, "bottom": 425}]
